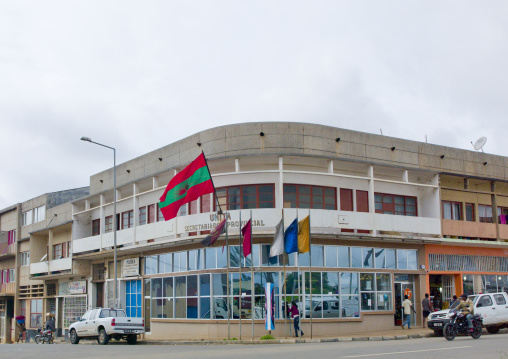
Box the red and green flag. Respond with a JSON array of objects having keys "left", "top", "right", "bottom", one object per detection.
[{"left": 159, "top": 153, "right": 215, "bottom": 221}]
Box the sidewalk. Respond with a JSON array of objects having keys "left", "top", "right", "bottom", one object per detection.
[{"left": 52, "top": 327, "right": 436, "bottom": 345}]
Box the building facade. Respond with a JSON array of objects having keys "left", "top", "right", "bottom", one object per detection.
[
  {"left": 2, "top": 122, "right": 508, "bottom": 342},
  {"left": 68, "top": 122, "right": 508, "bottom": 339}
]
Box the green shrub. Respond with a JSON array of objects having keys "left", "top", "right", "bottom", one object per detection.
[{"left": 260, "top": 334, "right": 275, "bottom": 340}]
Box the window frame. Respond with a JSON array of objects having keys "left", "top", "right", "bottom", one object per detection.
[
  {"left": 442, "top": 201, "right": 463, "bottom": 220},
  {"left": 284, "top": 184, "right": 337, "bottom": 210},
  {"left": 216, "top": 184, "right": 275, "bottom": 210},
  {"left": 374, "top": 193, "right": 417, "bottom": 216},
  {"left": 92, "top": 219, "right": 101, "bottom": 236}
]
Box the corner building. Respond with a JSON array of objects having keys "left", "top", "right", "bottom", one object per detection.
[{"left": 71, "top": 122, "right": 507, "bottom": 339}]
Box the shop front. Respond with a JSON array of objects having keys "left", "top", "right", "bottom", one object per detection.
[
  {"left": 58, "top": 280, "right": 88, "bottom": 338},
  {"left": 425, "top": 244, "right": 508, "bottom": 309},
  {"left": 142, "top": 241, "right": 422, "bottom": 340}
]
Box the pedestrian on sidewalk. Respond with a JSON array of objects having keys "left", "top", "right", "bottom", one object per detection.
[
  {"left": 290, "top": 301, "right": 304, "bottom": 337},
  {"left": 401, "top": 295, "right": 415, "bottom": 329},
  {"left": 422, "top": 293, "right": 433, "bottom": 328}
]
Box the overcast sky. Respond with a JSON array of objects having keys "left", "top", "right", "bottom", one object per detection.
[{"left": 1, "top": 1, "right": 507, "bottom": 209}]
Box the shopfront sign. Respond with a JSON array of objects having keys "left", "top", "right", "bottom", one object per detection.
[
  {"left": 123, "top": 257, "right": 140, "bottom": 277},
  {"left": 68, "top": 280, "right": 87, "bottom": 294}
]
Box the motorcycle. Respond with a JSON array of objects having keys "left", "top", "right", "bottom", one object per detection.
[
  {"left": 443, "top": 308, "right": 483, "bottom": 341},
  {"left": 35, "top": 328, "right": 54, "bottom": 344}
]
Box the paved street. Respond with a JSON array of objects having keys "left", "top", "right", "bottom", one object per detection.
[{"left": 2, "top": 333, "right": 508, "bottom": 359}]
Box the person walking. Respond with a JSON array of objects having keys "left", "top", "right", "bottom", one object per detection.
[
  {"left": 290, "top": 301, "right": 304, "bottom": 337},
  {"left": 16, "top": 316, "right": 26, "bottom": 343},
  {"left": 422, "top": 293, "right": 433, "bottom": 328},
  {"left": 401, "top": 295, "right": 415, "bottom": 329}
]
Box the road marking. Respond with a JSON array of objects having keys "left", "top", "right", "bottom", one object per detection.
[{"left": 341, "top": 345, "right": 472, "bottom": 358}]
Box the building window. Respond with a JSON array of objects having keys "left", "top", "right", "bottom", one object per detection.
[
  {"left": 30, "top": 299, "right": 43, "bottom": 328},
  {"left": 92, "top": 219, "right": 100, "bottom": 236},
  {"left": 478, "top": 205, "right": 493, "bottom": 223},
  {"left": 157, "top": 205, "right": 165, "bottom": 222},
  {"left": 465, "top": 203, "right": 475, "bottom": 222},
  {"left": 374, "top": 194, "right": 417, "bottom": 216},
  {"left": 147, "top": 204, "right": 156, "bottom": 224},
  {"left": 21, "top": 210, "right": 33, "bottom": 226},
  {"left": 339, "top": 189, "right": 353, "bottom": 211},
  {"left": 217, "top": 184, "right": 275, "bottom": 210},
  {"left": 33, "top": 205, "right": 46, "bottom": 223},
  {"left": 21, "top": 251, "right": 30, "bottom": 266},
  {"left": 105, "top": 216, "right": 113, "bottom": 233},
  {"left": 53, "top": 243, "right": 66, "bottom": 259},
  {"left": 139, "top": 207, "right": 147, "bottom": 226},
  {"left": 7, "top": 230, "right": 16, "bottom": 245},
  {"left": 442, "top": 201, "right": 462, "bottom": 220},
  {"left": 122, "top": 210, "right": 134, "bottom": 229},
  {"left": 8, "top": 269, "right": 15, "bottom": 282},
  {"left": 284, "top": 185, "right": 336, "bottom": 209},
  {"left": 20, "top": 300, "right": 27, "bottom": 318}
]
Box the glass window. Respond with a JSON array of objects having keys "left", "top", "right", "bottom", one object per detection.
[
  {"left": 199, "top": 275, "right": 211, "bottom": 296},
  {"left": 212, "top": 274, "right": 228, "bottom": 296},
  {"left": 322, "top": 272, "right": 339, "bottom": 295},
  {"left": 325, "top": 246, "right": 338, "bottom": 267},
  {"left": 397, "top": 250, "right": 408, "bottom": 270},
  {"left": 362, "top": 248, "right": 374, "bottom": 268},
  {"left": 163, "top": 278, "right": 173, "bottom": 297},
  {"left": 311, "top": 246, "right": 324, "bottom": 267},
  {"left": 340, "top": 272, "right": 358, "bottom": 295},
  {"left": 465, "top": 203, "right": 475, "bottom": 222},
  {"left": 478, "top": 295, "right": 493, "bottom": 307},
  {"left": 407, "top": 250, "right": 418, "bottom": 270},
  {"left": 385, "top": 249, "right": 396, "bottom": 269},
  {"left": 217, "top": 246, "right": 228, "bottom": 269},
  {"left": 158, "top": 253, "right": 172, "bottom": 274},
  {"left": 261, "top": 245, "right": 280, "bottom": 266},
  {"left": 145, "top": 256, "right": 158, "bottom": 275},
  {"left": 494, "top": 294, "right": 506, "bottom": 306},
  {"left": 205, "top": 248, "right": 216, "bottom": 269},
  {"left": 338, "top": 247, "right": 350, "bottom": 268},
  {"left": 376, "top": 274, "right": 391, "bottom": 292},
  {"left": 216, "top": 185, "right": 275, "bottom": 210},
  {"left": 283, "top": 184, "right": 336, "bottom": 210},
  {"left": 175, "top": 276, "right": 186, "bottom": 297},
  {"left": 341, "top": 295, "right": 360, "bottom": 318},
  {"left": 351, "top": 247, "right": 362, "bottom": 268}
]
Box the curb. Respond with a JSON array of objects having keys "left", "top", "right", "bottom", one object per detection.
[{"left": 53, "top": 333, "right": 434, "bottom": 345}]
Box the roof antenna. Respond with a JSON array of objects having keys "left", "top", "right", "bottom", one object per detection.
[
  {"left": 380, "top": 129, "right": 383, "bottom": 135},
  {"left": 471, "top": 136, "right": 487, "bottom": 153},
  {"left": 425, "top": 134, "right": 428, "bottom": 143}
]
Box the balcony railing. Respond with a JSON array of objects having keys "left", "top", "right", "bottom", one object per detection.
[
  {"left": 30, "top": 257, "right": 73, "bottom": 276},
  {"left": 442, "top": 219, "right": 497, "bottom": 239},
  {"left": 0, "top": 282, "right": 15, "bottom": 295},
  {"left": 73, "top": 208, "right": 441, "bottom": 254},
  {"left": 0, "top": 242, "right": 16, "bottom": 257}
]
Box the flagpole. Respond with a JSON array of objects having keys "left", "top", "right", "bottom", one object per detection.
[
  {"left": 239, "top": 210, "right": 242, "bottom": 341},
  {"left": 282, "top": 208, "right": 287, "bottom": 339},
  {"left": 226, "top": 215, "right": 230, "bottom": 340},
  {"left": 250, "top": 210, "right": 254, "bottom": 340},
  {"left": 201, "top": 150, "right": 223, "bottom": 214},
  {"left": 296, "top": 210, "right": 301, "bottom": 338},
  {"left": 309, "top": 209, "right": 313, "bottom": 339}
]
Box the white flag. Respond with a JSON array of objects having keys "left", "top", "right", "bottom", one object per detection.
[{"left": 270, "top": 220, "right": 284, "bottom": 257}]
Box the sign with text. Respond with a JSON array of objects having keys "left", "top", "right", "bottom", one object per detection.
[
  {"left": 68, "top": 280, "right": 87, "bottom": 294},
  {"left": 122, "top": 257, "right": 140, "bottom": 277}
]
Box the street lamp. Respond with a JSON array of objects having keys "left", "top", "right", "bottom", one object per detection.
[{"left": 81, "top": 136, "right": 118, "bottom": 308}]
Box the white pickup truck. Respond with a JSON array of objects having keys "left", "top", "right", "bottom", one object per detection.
[
  {"left": 69, "top": 308, "right": 144, "bottom": 345},
  {"left": 428, "top": 292, "right": 508, "bottom": 335}
]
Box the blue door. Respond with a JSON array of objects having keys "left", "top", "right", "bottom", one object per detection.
[{"left": 125, "top": 280, "right": 142, "bottom": 317}]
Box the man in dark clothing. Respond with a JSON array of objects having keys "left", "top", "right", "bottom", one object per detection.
[
  {"left": 450, "top": 295, "right": 459, "bottom": 309},
  {"left": 290, "top": 301, "right": 304, "bottom": 337},
  {"left": 422, "top": 293, "right": 433, "bottom": 328},
  {"left": 45, "top": 315, "right": 56, "bottom": 332}
]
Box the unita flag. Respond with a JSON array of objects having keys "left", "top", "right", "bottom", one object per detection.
[{"left": 158, "top": 153, "right": 214, "bottom": 221}]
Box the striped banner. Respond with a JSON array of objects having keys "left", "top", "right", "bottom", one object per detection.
[{"left": 265, "top": 282, "right": 275, "bottom": 331}]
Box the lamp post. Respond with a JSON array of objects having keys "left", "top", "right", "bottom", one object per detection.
[{"left": 81, "top": 137, "right": 118, "bottom": 307}]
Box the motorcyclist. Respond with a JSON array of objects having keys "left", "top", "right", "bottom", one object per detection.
[
  {"left": 456, "top": 293, "right": 474, "bottom": 332},
  {"left": 45, "top": 314, "right": 56, "bottom": 333}
]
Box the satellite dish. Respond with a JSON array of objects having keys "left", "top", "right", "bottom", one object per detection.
[{"left": 472, "top": 136, "right": 487, "bottom": 152}]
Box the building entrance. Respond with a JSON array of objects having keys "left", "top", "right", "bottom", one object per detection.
[
  {"left": 429, "top": 275, "right": 455, "bottom": 310},
  {"left": 394, "top": 275, "right": 415, "bottom": 327}
]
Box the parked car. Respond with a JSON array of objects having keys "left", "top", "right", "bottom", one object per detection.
[
  {"left": 69, "top": 308, "right": 144, "bottom": 345},
  {"left": 428, "top": 292, "right": 508, "bottom": 336}
]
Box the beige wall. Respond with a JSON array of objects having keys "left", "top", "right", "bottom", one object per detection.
[{"left": 147, "top": 314, "right": 396, "bottom": 340}]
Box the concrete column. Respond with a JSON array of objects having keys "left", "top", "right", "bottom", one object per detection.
[
  {"left": 368, "top": 165, "right": 376, "bottom": 236},
  {"left": 491, "top": 181, "right": 499, "bottom": 240},
  {"left": 235, "top": 158, "right": 240, "bottom": 172},
  {"left": 278, "top": 157, "right": 284, "bottom": 209},
  {"left": 403, "top": 170, "right": 409, "bottom": 183},
  {"left": 328, "top": 160, "right": 333, "bottom": 174},
  {"left": 100, "top": 195, "right": 105, "bottom": 234},
  {"left": 85, "top": 200, "right": 90, "bottom": 210},
  {"left": 133, "top": 183, "right": 139, "bottom": 245},
  {"left": 48, "top": 229, "right": 54, "bottom": 261},
  {"left": 153, "top": 176, "right": 159, "bottom": 189}
]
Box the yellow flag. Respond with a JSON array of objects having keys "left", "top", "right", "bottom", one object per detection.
[{"left": 298, "top": 215, "right": 310, "bottom": 253}]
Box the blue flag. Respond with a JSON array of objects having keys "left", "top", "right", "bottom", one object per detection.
[{"left": 284, "top": 219, "right": 298, "bottom": 254}]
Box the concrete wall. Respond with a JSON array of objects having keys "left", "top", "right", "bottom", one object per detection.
[{"left": 87, "top": 122, "right": 508, "bottom": 196}]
